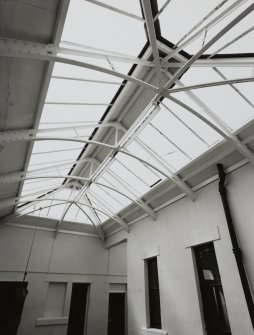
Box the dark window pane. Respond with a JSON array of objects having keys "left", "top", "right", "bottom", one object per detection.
[
  {"left": 194, "top": 243, "right": 231, "bottom": 335},
  {"left": 147, "top": 258, "right": 162, "bottom": 329}
]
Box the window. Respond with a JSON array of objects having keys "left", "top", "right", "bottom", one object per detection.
[
  {"left": 44, "top": 282, "right": 67, "bottom": 318},
  {"left": 146, "top": 257, "right": 162, "bottom": 329},
  {"left": 194, "top": 243, "right": 231, "bottom": 335}
]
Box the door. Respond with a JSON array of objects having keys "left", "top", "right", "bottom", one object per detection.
[
  {"left": 194, "top": 243, "right": 231, "bottom": 335},
  {"left": 0, "top": 281, "right": 28, "bottom": 335},
  {"left": 108, "top": 293, "right": 125, "bottom": 335},
  {"left": 67, "top": 283, "right": 89, "bottom": 335}
]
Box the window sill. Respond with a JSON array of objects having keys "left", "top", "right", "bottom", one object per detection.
[
  {"left": 141, "top": 328, "right": 168, "bottom": 335},
  {"left": 35, "top": 317, "right": 68, "bottom": 326}
]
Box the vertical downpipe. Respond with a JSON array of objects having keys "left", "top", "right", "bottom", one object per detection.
[{"left": 217, "top": 163, "right": 254, "bottom": 329}]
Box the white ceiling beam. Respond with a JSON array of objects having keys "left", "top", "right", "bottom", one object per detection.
[
  {"left": 26, "top": 158, "right": 97, "bottom": 176},
  {"left": 0, "top": 38, "right": 158, "bottom": 92},
  {"left": 55, "top": 186, "right": 76, "bottom": 236},
  {"left": 11, "top": 202, "right": 69, "bottom": 222},
  {"left": 167, "top": 76, "right": 254, "bottom": 93},
  {"left": 0, "top": 134, "right": 116, "bottom": 150},
  {"left": 20, "top": 184, "right": 71, "bottom": 202},
  {"left": 45, "top": 102, "right": 112, "bottom": 106},
  {"left": 0, "top": 123, "right": 121, "bottom": 142},
  {"left": 61, "top": 40, "right": 143, "bottom": 59},
  {"left": 0, "top": 173, "right": 88, "bottom": 185},
  {"left": 141, "top": 0, "right": 164, "bottom": 89},
  {"left": 52, "top": 75, "right": 123, "bottom": 85},
  {"left": 0, "top": 186, "right": 69, "bottom": 225},
  {"left": 3, "top": 194, "right": 127, "bottom": 232},
  {"left": 0, "top": 37, "right": 152, "bottom": 66},
  {"left": 13, "top": 0, "right": 71, "bottom": 215},
  {"left": 76, "top": 199, "right": 105, "bottom": 242},
  {"left": 0, "top": 174, "right": 131, "bottom": 231},
  {"left": 183, "top": 58, "right": 254, "bottom": 68}
]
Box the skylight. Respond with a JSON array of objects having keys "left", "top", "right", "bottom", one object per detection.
[{"left": 18, "top": 0, "right": 254, "bottom": 234}]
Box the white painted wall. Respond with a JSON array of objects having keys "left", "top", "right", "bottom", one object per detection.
[
  {"left": 124, "top": 164, "right": 254, "bottom": 335},
  {"left": 0, "top": 224, "right": 127, "bottom": 335},
  {"left": 1, "top": 164, "right": 254, "bottom": 335}
]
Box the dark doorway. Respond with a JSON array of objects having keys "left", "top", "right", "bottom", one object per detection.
[
  {"left": 108, "top": 293, "right": 125, "bottom": 335},
  {"left": 67, "top": 283, "right": 89, "bottom": 335},
  {"left": 0, "top": 281, "right": 28, "bottom": 335},
  {"left": 194, "top": 242, "right": 231, "bottom": 335}
]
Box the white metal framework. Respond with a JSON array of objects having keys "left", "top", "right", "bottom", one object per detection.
[{"left": 0, "top": 0, "right": 254, "bottom": 241}]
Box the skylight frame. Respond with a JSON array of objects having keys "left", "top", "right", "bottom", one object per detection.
[{"left": 5, "top": 0, "right": 252, "bottom": 236}]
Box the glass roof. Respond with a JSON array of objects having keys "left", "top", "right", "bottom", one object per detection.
[{"left": 18, "top": 0, "right": 254, "bottom": 231}]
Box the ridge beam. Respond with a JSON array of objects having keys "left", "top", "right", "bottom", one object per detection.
[{"left": 141, "top": 0, "right": 164, "bottom": 89}]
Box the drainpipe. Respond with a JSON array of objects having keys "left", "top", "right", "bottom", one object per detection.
[{"left": 217, "top": 163, "right": 254, "bottom": 329}]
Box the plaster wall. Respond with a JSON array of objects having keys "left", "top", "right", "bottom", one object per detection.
[
  {"left": 0, "top": 225, "right": 127, "bottom": 335},
  {"left": 125, "top": 163, "right": 254, "bottom": 335}
]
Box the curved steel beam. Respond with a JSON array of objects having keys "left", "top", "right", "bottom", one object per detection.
[
  {"left": 0, "top": 39, "right": 158, "bottom": 92},
  {"left": 0, "top": 134, "right": 115, "bottom": 149},
  {"left": 0, "top": 171, "right": 154, "bottom": 220},
  {"left": 15, "top": 201, "right": 68, "bottom": 219},
  {"left": 4, "top": 200, "right": 105, "bottom": 241},
  {"left": 16, "top": 197, "right": 128, "bottom": 231},
  {"left": 167, "top": 77, "right": 254, "bottom": 94},
  {"left": 26, "top": 158, "right": 96, "bottom": 176},
  {"left": 74, "top": 203, "right": 105, "bottom": 242}
]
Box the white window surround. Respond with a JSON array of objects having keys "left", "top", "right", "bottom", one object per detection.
[
  {"left": 141, "top": 245, "right": 160, "bottom": 260},
  {"left": 141, "top": 327, "right": 168, "bottom": 335},
  {"left": 185, "top": 225, "right": 221, "bottom": 248}
]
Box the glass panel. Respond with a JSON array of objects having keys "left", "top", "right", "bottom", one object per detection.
[
  {"left": 90, "top": 182, "right": 130, "bottom": 213},
  {"left": 109, "top": 160, "right": 149, "bottom": 196},
  {"left": 179, "top": 67, "right": 254, "bottom": 130},
  {"left": 46, "top": 76, "right": 117, "bottom": 104},
  {"left": 103, "top": 0, "right": 142, "bottom": 16},
  {"left": 116, "top": 151, "right": 159, "bottom": 187},
  {"left": 159, "top": 0, "right": 223, "bottom": 53},
  {"left": 206, "top": 2, "right": 254, "bottom": 55},
  {"left": 52, "top": 62, "right": 123, "bottom": 83},
  {"left": 62, "top": 0, "right": 146, "bottom": 55},
  {"left": 162, "top": 95, "right": 222, "bottom": 145}
]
